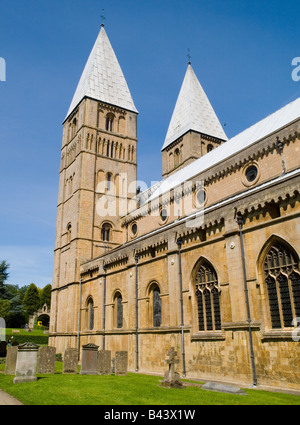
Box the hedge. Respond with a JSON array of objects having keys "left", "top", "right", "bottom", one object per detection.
[{"left": 6, "top": 334, "right": 49, "bottom": 345}]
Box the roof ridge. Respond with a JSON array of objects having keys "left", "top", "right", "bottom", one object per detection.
[{"left": 150, "top": 96, "right": 300, "bottom": 202}]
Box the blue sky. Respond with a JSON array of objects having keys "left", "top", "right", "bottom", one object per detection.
[{"left": 0, "top": 0, "right": 299, "bottom": 288}]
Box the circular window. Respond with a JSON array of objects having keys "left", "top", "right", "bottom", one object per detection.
[
  {"left": 196, "top": 189, "right": 207, "bottom": 207},
  {"left": 160, "top": 208, "right": 168, "bottom": 222},
  {"left": 245, "top": 165, "right": 258, "bottom": 182},
  {"left": 131, "top": 223, "right": 138, "bottom": 236},
  {"left": 242, "top": 162, "right": 260, "bottom": 187}
]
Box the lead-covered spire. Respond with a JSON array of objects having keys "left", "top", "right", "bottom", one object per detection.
[
  {"left": 162, "top": 64, "right": 227, "bottom": 151},
  {"left": 65, "top": 25, "right": 138, "bottom": 120}
]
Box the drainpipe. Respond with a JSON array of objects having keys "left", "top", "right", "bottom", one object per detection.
[
  {"left": 176, "top": 237, "right": 186, "bottom": 377},
  {"left": 134, "top": 253, "right": 139, "bottom": 372},
  {"left": 102, "top": 265, "right": 107, "bottom": 350},
  {"left": 77, "top": 278, "right": 82, "bottom": 353},
  {"left": 236, "top": 212, "right": 257, "bottom": 387}
]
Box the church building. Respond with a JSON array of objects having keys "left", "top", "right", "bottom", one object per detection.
[{"left": 49, "top": 22, "right": 300, "bottom": 390}]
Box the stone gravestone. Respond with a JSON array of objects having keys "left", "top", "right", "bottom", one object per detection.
[
  {"left": 111, "top": 357, "right": 115, "bottom": 374},
  {"left": 98, "top": 350, "right": 111, "bottom": 375},
  {"left": 63, "top": 348, "right": 79, "bottom": 374},
  {"left": 13, "top": 342, "right": 39, "bottom": 384},
  {"left": 5, "top": 346, "right": 18, "bottom": 375},
  {"left": 80, "top": 343, "right": 99, "bottom": 375},
  {"left": 37, "top": 346, "right": 56, "bottom": 374},
  {"left": 115, "top": 351, "right": 128, "bottom": 376},
  {"left": 0, "top": 340, "right": 7, "bottom": 358},
  {"left": 161, "top": 347, "right": 185, "bottom": 389}
]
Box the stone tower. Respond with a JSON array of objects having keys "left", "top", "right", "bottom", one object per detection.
[
  {"left": 50, "top": 24, "right": 138, "bottom": 341},
  {"left": 161, "top": 63, "right": 227, "bottom": 178}
]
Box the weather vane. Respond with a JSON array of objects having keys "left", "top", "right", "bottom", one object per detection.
[
  {"left": 187, "top": 48, "right": 191, "bottom": 64},
  {"left": 101, "top": 8, "right": 105, "bottom": 27}
]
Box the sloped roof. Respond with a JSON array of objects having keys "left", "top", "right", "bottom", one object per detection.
[
  {"left": 65, "top": 25, "right": 138, "bottom": 120},
  {"left": 149, "top": 96, "right": 300, "bottom": 202},
  {"left": 161, "top": 64, "right": 227, "bottom": 151}
]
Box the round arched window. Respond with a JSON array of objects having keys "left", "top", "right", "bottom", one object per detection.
[{"left": 101, "top": 223, "right": 112, "bottom": 241}]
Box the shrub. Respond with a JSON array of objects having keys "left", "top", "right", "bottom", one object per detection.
[{"left": 6, "top": 334, "right": 48, "bottom": 346}]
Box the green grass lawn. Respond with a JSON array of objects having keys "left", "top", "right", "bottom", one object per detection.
[
  {"left": 6, "top": 327, "right": 46, "bottom": 336},
  {"left": 0, "top": 362, "right": 299, "bottom": 405}
]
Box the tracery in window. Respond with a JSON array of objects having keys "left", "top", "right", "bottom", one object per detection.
[
  {"left": 263, "top": 242, "right": 300, "bottom": 329},
  {"left": 195, "top": 260, "right": 221, "bottom": 331}
]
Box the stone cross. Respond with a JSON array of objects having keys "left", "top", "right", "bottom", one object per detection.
[
  {"left": 165, "top": 347, "right": 179, "bottom": 382},
  {"left": 160, "top": 347, "right": 185, "bottom": 389}
]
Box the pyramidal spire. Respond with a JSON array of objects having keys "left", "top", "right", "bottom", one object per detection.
[
  {"left": 65, "top": 25, "right": 138, "bottom": 120},
  {"left": 162, "top": 64, "right": 227, "bottom": 151}
]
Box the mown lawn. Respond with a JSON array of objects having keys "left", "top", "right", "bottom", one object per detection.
[
  {"left": 0, "top": 362, "right": 299, "bottom": 405},
  {"left": 6, "top": 327, "right": 46, "bottom": 336}
]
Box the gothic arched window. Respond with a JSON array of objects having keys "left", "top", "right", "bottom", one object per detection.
[
  {"left": 263, "top": 242, "right": 300, "bottom": 329},
  {"left": 195, "top": 260, "right": 221, "bottom": 331}
]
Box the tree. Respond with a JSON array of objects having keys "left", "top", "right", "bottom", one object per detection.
[
  {"left": 23, "top": 283, "right": 40, "bottom": 316},
  {"left": 40, "top": 284, "right": 52, "bottom": 308},
  {"left": 8, "top": 295, "right": 25, "bottom": 328},
  {"left": 0, "top": 261, "right": 9, "bottom": 298},
  {"left": 0, "top": 298, "right": 10, "bottom": 322}
]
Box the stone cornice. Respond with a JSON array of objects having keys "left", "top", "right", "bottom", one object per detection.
[
  {"left": 205, "top": 128, "right": 299, "bottom": 185},
  {"left": 98, "top": 102, "right": 128, "bottom": 116}
]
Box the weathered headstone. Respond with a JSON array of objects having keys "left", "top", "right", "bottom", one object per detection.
[
  {"left": 5, "top": 346, "right": 18, "bottom": 375},
  {"left": 63, "top": 348, "right": 79, "bottom": 374},
  {"left": 115, "top": 351, "right": 128, "bottom": 376},
  {"left": 161, "top": 347, "right": 185, "bottom": 389},
  {"left": 80, "top": 343, "right": 99, "bottom": 375},
  {"left": 202, "top": 382, "right": 247, "bottom": 395},
  {"left": 37, "top": 346, "right": 56, "bottom": 374},
  {"left": 0, "top": 340, "right": 7, "bottom": 358},
  {"left": 111, "top": 356, "right": 115, "bottom": 373},
  {"left": 97, "top": 350, "right": 111, "bottom": 375},
  {"left": 13, "top": 342, "right": 39, "bottom": 384}
]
